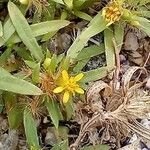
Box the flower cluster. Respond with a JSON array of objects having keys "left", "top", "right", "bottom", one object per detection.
[
  {"left": 102, "top": 0, "right": 123, "bottom": 25},
  {"left": 53, "top": 70, "right": 84, "bottom": 103}
]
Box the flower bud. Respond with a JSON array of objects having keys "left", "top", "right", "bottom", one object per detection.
[
  {"left": 43, "top": 58, "right": 51, "bottom": 69},
  {"left": 122, "top": 9, "right": 131, "bottom": 20},
  {"left": 130, "top": 20, "right": 140, "bottom": 27},
  {"left": 19, "top": 0, "right": 29, "bottom": 5}
]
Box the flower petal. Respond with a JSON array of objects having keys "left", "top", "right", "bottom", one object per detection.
[
  {"left": 75, "top": 87, "right": 84, "bottom": 94},
  {"left": 74, "top": 73, "right": 84, "bottom": 82},
  {"left": 63, "top": 91, "right": 70, "bottom": 103},
  {"left": 62, "top": 70, "right": 69, "bottom": 81},
  {"left": 53, "top": 87, "right": 64, "bottom": 93}
]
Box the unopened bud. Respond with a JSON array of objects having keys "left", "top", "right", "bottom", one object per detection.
[
  {"left": 130, "top": 20, "right": 140, "bottom": 27},
  {"left": 19, "top": 0, "right": 29, "bottom": 5},
  {"left": 43, "top": 58, "right": 51, "bottom": 69}
]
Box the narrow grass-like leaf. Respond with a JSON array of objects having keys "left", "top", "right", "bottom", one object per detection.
[
  {"left": 76, "top": 45, "right": 105, "bottom": 61},
  {"left": 14, "top": 46, "right": 33, "bottom": 61},
  {"left": 25, "top": 60, "right": 38, "bottom": 69},
  {"left": 46, "top": 96, "right": 62, "bottom": 129},
  {"left": 8, "top": 2, "right": 44, "bottom": 61},
  {"left": 73, "top": 59, "right": 90, "bottom": 73},
  {"left": 24, "top": 107, "right": 40, "bottom": 149},
  {"left": 48, "top": 54, "right": 57, "bottom": 74},
  {"left": 31, "top": 20, "right": 70, "bottom": 37},
  {"left": 67, "top": 12, "right": 107, "bottom": 59},
  {"left": 64, "top": 98, "right": 74, "bottom": 120},
  {"left": 73, "top": 45, "right": 105, "bottom": 72},
  {"left": 0, "top": 67, "right": 43, "bottom": 95},
  {"left": 74, "top": 10, "right": 92, "bottom": 21},
  {"left": 114, "top": 23, "right": 124, "bottom": 52},
  {"left": 32, "top": 63, "right": 40, "bottom": 83},
  {"left": 104, "top": 27, "right": 115, "bottom": 69},
  {"left": 135, "top": 11, "right": 150, "bottom": 18},
  {"left": 82, "top": 67, "right": 109, "bottom": 83},
  {"left": 0, "top": 46, "right": 13, "bottom": 65},
  {"left": 1, "top": 19, "right": 69, "bottom": 46},
  {"left": 0, "top": 37, "right": 4, "bottom": 46},
  {"left": 73, "top": 0, "right": 86, "bottom": 9},
  {"left": 0, "top": 21, "right": 3, "bottom": 37},
  {"left": 0, "top": 18, "right": 15, "bottom": 47},
  {"left": 8, "top": 106, "right": 23, "bottom": 129},
  {"left": 51, "top": 0, "right": 64, "bottom": 4},
  {"left": 59, "top": 56, "right": 70, "bottom": 71},
  {"left": 136, "top": 18, "right": 150, "bottom": 36},
  {"left": 7, "top": 20, "right": 70, "bottom": 45},
  {"left": 3, "top": 18, "right": 15, "bottom": 41},
  {"left": 64, "top": 0, "right": 73, "bottom": 9}
]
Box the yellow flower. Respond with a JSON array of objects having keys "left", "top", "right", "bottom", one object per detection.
[
  {"left": 53, "top": 70, "right": 84, "bottom": 103},
  {"left": 102, "top": 0, "right": 123, "bottom": 26}
]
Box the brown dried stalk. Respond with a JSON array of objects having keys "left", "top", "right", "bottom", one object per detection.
[{"left": 71, "top": 66, "right": 150, "bottom": 149}]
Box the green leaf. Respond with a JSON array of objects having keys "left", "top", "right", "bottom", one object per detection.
[
  {"left": 135, "top": 17, "right": 150, "bottom": 36},
  {"left": 135, "top": 10, "right": 150, "bottom": 18},
  {"left": 104, "top": 27, "right": 115, "bottom": 69},
  {"left": 82, "top": 67, "right": 109, "bottom": 83},
  {"left": 51, "top": 0, "right": 64, "bottom": 4},
  {"left": 8, "top": 2, "right": 44, "bottom": 61},
  {"left": 73, "top": 0, "right": 86, "bottom": 9},
  {"left": 73, "top": 45, "right": 105, "bottom": 72},
  {"left": 0, "top": 67, "right": 43, "bottom": 95},
  {"left": 24, "top": 107, "right": 40, "bottom": 149},
  {"left": 9, "top": 20, "right": 70, "bottom": 43},
  {"left": 114, "top": 23, "right": 124, "bottom": 52},
  {"left": 0, "top": 21, "right": 3, "bottom": 37},
  {"left": 8, "top": 106, "right": 23, "bottom": 129},
  {"left": 32, "top": 63, "right": 40, "bottom": 83},
  {"left": 67, "top": 12, "right": 107, "bottom": 60},
  {"left": 30, "top": 20, "right": 70, "bottom": 37},
  {"left": 59, "top": 56, "right": 70, "bottom": 71},
  {"left": 73, "top": 59, "right": 90, "bottom": 72},
  {"left": 46, "top": 96, "right": 63, "bottom": 129},
  {"left": 76, "top": 44, "right": 105, "bottom": 61},
  {"left": 25, "top": 60, "right": 38, "bottom": 69},
  {"left": 0, "top": 46, "right": 13, "bottom": 65},
  {"left": 14, "top": 46, "right": 33, "bottom": 61},
  {"left": 0, "top": 37, "right": 4, "bottom": 47},
  {"left": 64, "top": 98, "right": 74, "bottom": 120},
  {"left": 2, "top": 18, "right": 15, "bottom": 45},
  {"left": 1, "top": 19, "right": 70, "bottom": 46},
  {"left": 74, "top": 10, "right": 92, "bottom": 21},
  {"left": 48, "top": 54, "right": 58, "bottom": 74},
  {"left": 64, "top": 0, "right": 73, "bottom": 9}
]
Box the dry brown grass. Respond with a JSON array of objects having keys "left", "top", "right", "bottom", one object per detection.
[{"left": 70, "top": 66, "right": 150, "bottom": 149}]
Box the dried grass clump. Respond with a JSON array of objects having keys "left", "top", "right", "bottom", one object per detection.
[{"left": 71, "top": 66, "right": 150, "bottom": 149}]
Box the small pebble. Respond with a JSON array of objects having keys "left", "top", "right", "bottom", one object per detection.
[{"left": 142, "top": 148, "right": 148, "bottom": 150}]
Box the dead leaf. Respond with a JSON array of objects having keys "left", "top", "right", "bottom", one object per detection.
[{"left": 124, "top": 32, "right": 139, "bottom": 51}]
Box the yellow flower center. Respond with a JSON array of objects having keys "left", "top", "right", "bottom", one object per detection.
[
  {"left": 53, "top": 70, "right": 84, "bottom": 103},
  {"left": 102, "top": 1, "right": 122, "bottom": 24},
  {"left": 63, "top": 77, "right": 78, "bottom": 93}
]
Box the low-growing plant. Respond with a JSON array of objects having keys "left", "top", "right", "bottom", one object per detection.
[{"left": 0, "top": 0, "right": 150, "bottom": 149}]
